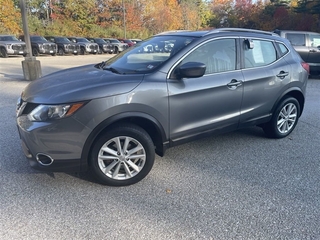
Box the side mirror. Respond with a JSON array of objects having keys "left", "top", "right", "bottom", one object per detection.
[{"left": 177, "top": 62, "right": 206, "bottom": 79}]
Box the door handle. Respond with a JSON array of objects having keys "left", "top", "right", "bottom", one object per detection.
[
  {"left": 227, "top": 79, "right": 242, "bottom": 90},
  {"left": 277, "top": 71, "right": 289, "bottom": 79}
]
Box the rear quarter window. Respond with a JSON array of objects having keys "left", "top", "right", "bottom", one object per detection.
[{"left": 275, "top": 42, "right": 289, "bottom": 57}]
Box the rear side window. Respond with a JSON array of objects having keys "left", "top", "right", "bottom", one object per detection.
[
  {"left": 286, "top": 33, "right": 305, "bottom": 46},
  {"left": 276, "top": 42, "right": 289, "bottom": 57},
  {"left": 244, "top": 40, "right": 277, "bottom": 68}
]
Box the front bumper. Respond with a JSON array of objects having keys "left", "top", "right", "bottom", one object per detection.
[
  {"left": 7, "top": 49, "right": 26, "bottom": 55},
  {"left": 16, "top": 115, "right": 88, "bottom": 172}
]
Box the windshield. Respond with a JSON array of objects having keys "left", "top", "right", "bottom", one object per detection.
[
  {"left": 95, "top": 38, "right": 105, "bottom": 43},
  {"left": 103, "top": 35, "right": 195, "bottom": 74},
  {"left": 77, "top": 38, "right": 90, "bottom": 42},
  {"left": 0, "top": 36, "right": 19, "bottom": 41},
  {"left": 109, "top": 39, "right": 121, "bottom": 43},
  {"left": 56, "top": 37, "right": 71, "bottom": 43},
  {"left": 31, "top": 36, "right": 48, "bottom": 42}
]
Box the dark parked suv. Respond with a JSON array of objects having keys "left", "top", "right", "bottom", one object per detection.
[
  {"left": 274, "top": 29, "right": 320, "bottom": 75},
  {"left": 45, "top": 36, "right": 80, "bottom": 55},
  {"left": 19, "top": 35, "right": 57, "bottom": 56},
  {"left": 67, "top": 37, "right": 99, "bottom": 55},
  {"left": 87, "top": 37, "right": 114, "bottom": 54},
  {"left": 17, "top": 28, "right": 309, "bottom": 186}
]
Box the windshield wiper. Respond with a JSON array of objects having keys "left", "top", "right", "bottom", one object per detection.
[{"left": 104, "top": 67, "right": 121, "bottom": 74}]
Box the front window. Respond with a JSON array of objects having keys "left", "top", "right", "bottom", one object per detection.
[
  {"left": 180, "top": 38, "right": 236, "bottom": 74},
  {"left": 101, "top": 35, "right": 195, "bottom": 74}
]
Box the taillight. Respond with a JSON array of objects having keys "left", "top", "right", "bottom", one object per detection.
[{"left": 301, "top": 62, "right": 310, "bottom": 74}]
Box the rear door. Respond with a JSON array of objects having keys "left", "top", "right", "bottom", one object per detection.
[{"left": 239, "top": 38, "right": 292, "bottom": 126}]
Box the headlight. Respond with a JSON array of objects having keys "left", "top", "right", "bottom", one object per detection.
[
  {"left": 28, "top": 102, "right": 85, "bottom": 121},
  {"left": 39, "top": 44, "right": 44, "bottom": 49},
  {"left": 6, "top": 44, "right": 12, "bottom": 50}
]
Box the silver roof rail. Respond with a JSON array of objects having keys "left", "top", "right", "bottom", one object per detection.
[{"left": 208, "top": 28, "right": 276, "bottom": 36}]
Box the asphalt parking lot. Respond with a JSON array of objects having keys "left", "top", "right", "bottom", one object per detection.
[{"left": 1, "top": 55, "right": 320, "bottom": 239}]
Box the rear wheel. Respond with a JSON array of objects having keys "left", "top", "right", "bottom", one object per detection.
[
  {"left": 90, "top": 124, "right": 155, "bottom": 186},
  {"left": 263, "top": 97, "right": 300, "bottom": 138}
]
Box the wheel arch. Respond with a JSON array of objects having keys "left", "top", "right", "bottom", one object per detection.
[
  {"left": 273, "top": 88, "right": 305, "bottom": 117},
  {"left": 80, "top": 112, "right": 168, "bottom": 171}
]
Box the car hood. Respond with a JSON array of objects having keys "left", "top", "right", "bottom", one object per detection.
[{"left": 22, "top": 64, "right": 144, "bottom": 104}]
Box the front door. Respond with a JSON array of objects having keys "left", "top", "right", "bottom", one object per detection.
[{"left": 167, "top": 38, "right": 244, "bottom": 145}]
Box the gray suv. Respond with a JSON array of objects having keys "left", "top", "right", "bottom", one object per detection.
[
  {"left": 17, "top": 28, "right": 309, "bottom": 186},
  {"left": 0, "top": 35, "right": 26, "bottom": 57},
  {"left": 274, "top": 29, "right": 320, "bottom": 75}
]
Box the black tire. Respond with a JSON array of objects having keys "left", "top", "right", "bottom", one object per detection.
[
  {"left": 80, "top": 47, "right": 86, "bottom": 55},
  {"left": 0, "top": 48, "right": 8, "bottom": 58},
  {"left": 114, "top": 47, "right": 119, "bottom": 54},
  {"left": 58, "top": 48, "right": 64, "bottom": 56},
  {"left": 90, "top": 124, "right": 155, "bottom": 186},
  {"left": 32, "top": 48, "right": 39, "bottom": 56},
  {"left": 263, "top": 97, "right": 300, "bottom": 138}
]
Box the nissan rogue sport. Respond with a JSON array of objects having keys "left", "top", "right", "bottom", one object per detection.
[{"left": 16, "top": 28, "right": 309, "bottom": 186}]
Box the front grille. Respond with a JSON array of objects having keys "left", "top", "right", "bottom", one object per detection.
[
  {"left": 21, "top": 102, "right": 39, "bottom": 115},
  {"left": 16, "top": 101, "right": 39, "bottom": 117},
  {"left": 12, "top": 44, "right": 26, "bottom": 50},
  {"left": 68, "top": 44, "right": 80, "bottom": 51},
  {"left": 43, "top": 44, "right": 56, "bottom": 51},
  {"left": 90, "top": 44, "right": 99, "bottom": 50}
]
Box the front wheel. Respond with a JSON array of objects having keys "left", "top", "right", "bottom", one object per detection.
[
  {"left": 263, "top": 97, "right": 300, "bottom": 138},
  {"left": 0, "top": 48, "right": 8, "bottom": 58},
  {"left": 58, "top": 48, "right": 64, "bottom": 56},
  {"left": 80, "top": 47, "right": 85, "bottom": 55},
  {"left": 90, "top": 124, "right": 155, "bottom": 186},
  {"left": 32, "top": 48, "right": 39, "bottom": 56}
]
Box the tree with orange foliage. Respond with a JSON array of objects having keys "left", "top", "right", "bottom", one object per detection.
[{"left": 0, "top": 0, "right": 22, "bottom": 34}]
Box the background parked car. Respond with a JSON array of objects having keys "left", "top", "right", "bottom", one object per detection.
[
  {"left": 118, "top": 38, "right": 135, "bottom": 47},
  {"left": 19, "top": 35, "right": 57, "bottom": 56},
  {"left": 103, "top": 38, "right": 129, "bottom": 54},
  {"left": 274, "top": 29, "right": 320, "bottom": 75},
  {"left": 68, "top": 37, "right": 99, "bottom": 55},
  {"left": 130, "top": 39, "right": 143, "bottom": 44},
  {"left": 87, "top": 37, "right": 115, "bottom": 54},
  {"left": 45, "top": 36, "right": 80, "bottom": 55},
  {"left": 0, "top": 34, "right": 26, "bottom": 58}
]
